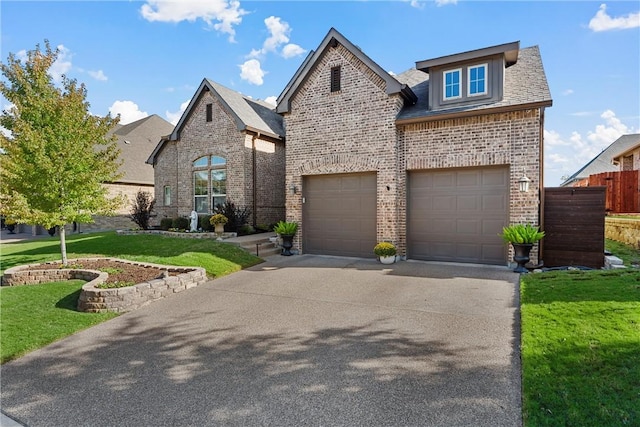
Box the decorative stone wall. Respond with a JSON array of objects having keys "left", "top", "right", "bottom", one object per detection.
[
  {"left": 606, "top": 217, "right": 640, "bottom": 248},
  {"left": 2, "top": 258, "right": 207, "bottom": 313}
]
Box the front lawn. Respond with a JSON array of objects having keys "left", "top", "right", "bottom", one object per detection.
[
  {"left": 520, "top": 268, "right": 640, "bottom": 426},
  {"left": 1, "top": 231, "right": 263, "bottom": 363}
]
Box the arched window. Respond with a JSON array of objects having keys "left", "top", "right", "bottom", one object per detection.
[{"left": 193, "top": 156, "right": 226, "bottom": 213}]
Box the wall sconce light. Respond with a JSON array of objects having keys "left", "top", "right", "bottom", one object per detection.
[
  {"left": 289, "top": 184, "right": 298, "bottom": 194},
  {"left": 518, "top": 174, "right": 531, "bottom": 193}
]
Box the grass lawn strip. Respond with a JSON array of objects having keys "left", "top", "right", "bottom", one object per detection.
[{"left": 520, "top": 269, "right": 640, "bottom": 426}]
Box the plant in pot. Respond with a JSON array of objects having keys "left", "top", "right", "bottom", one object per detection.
[
  {"left": 210, "top": 214, "right": 228, "bottom": 235},
  {"left": 374, "top": 242, "right": 397, "bottom": 265},
  {"left": 273, "top": 221, "right": 298, "bottom": 256},
  {"left": 499, "top": 224, "right": 545, "bottom": 273}
]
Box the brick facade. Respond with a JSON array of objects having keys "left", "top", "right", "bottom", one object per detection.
[{"left": 152, "top": 90, "right": 285, "bottom": 227}]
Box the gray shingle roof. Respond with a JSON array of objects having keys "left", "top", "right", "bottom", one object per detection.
[
  {"left": 107, "top": 114, "right": 174, "bottom": 185},
  {"left": 396, "top": 46, "right": 552, "bottom": 121},
  {"left": 561, "top": 133, "right": 640, "bottom": 186}
]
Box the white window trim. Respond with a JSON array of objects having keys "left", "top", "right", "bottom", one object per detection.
[
  {"left": 467, "top": 63, "right": 488, "bottom": 97},
  {"left": 443, "top": 68, "right": 462, "bottom": 101},
  {"left": 163, "top": 185, "right": 171, "bottom": 206}
]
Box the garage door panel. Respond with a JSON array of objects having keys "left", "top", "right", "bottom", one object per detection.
[
  {"left": 303, "top": 173, "right": 377, "bottom": 258},
  {"left": 408, "top": 167, "right": 508, "bottom": 265}
]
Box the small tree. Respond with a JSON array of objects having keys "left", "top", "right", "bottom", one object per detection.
[
  {"left": 129, "top": 190, "right": 155, "bottom": 230},
  {"left": 0, "top": 41, "right": 124, "bottom": 264}
]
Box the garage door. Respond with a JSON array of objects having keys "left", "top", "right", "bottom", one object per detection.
[
  {"left": 408, "top": 167, "right": 508, "bottom": 264},
  {"left": 303, "top": 173, "right": 377, "bottom": 258}
]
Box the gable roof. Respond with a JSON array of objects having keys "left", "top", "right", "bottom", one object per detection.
[
  {"left": 276, "top": 28, "right": 416, "bottom": 114},
  {"left": 396, "top": 45, "right": 552, "bottom": 122},
  {"left": 561, "top": 133, "right": 640, "bottom": 186},
  {"left": 147, "top": 79, "right": 284, "bottom": 165},
  {"left": 107, "top": 114, "right": 174, "bottom": 185}
]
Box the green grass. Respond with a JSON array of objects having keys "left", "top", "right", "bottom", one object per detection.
[
  {"left": 0, "top": 231, "right": 263, "bottom": 364},
  {"left": 0, "top": 280, "right": 118, "bottom": 363},
  {"left": 606, "top": 238, "right": 640, "bottom": 266},
  {"left": 521, "top": 269, "right": 640, "bottom": 426}
]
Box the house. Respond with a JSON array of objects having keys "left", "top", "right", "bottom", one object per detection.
[
  {"left": 146, "top": 79, "right": 285, "bottom": 228},
  {"left": 276, "top": 28, "right": 552, "bottom": 265},
  {"left": 612, "top": 138, "right": 640, "bottom": 171},
  {"left": 560, "top": 134, "right": 640, "bottom": 187}
]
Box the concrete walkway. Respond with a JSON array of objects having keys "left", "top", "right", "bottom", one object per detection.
[{"left": 1, "top": 255, "right": 521, "bottom": 426}]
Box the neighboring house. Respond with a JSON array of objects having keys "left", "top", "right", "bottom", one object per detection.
[
  {"left": 79, "top": 114, "right": 175, "bottom": 232},
  {"left": 560, "top": 134, "right": 640, "bottom": 187},
  {"left": 612, "top": 139, "right": 640, "bottom": 171},
  {"left": 276, "top": 28, "right": 552, "bottom": 265},
  {"left": 146, "top": 79, "right": 285, "bottom": 228}
]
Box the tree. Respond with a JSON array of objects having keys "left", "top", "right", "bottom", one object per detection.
[
  {"left": 129, "top": 190, "right": 155, "bottom": 230},
  {"left": 0, "top": 41, "right": 124, "bottom": 264}
]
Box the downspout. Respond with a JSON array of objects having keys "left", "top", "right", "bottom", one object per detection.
[
  {"left": 252, "top": 133, "right": 259, "bottom": 228},
  {"left": 539, "top": 107, "right": 546, "bottom": 262}
]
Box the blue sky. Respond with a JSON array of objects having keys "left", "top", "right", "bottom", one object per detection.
[{"left": 2, "top": 1, "right": 639, "bottom": 186}]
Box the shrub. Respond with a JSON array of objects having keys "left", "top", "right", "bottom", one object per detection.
[
  {"left": 499, "top": 224, "right": 545, "bottom": 244},
  {"left": 172, "top": 216, "right": 189, "bottom": 230},
  {"left": 199, "top": 215, "right": 213, "bottom": 232},
  {"left": 214, "top": 200, "right": 251, "bottom": 232},
  {"left": 238, "top": 224, "right": 255, "bottom": 235},
  {"left": 210, "top": 213, "right": 229, "bottom": 225},
  {"left": 129, "top": 191, "right": 155, "bottom": 230},
  {"left": 273, "top": 221, "right": 298, "bottom": 236},
  {"left": 159, "top": 218, "right": 173, "bottom": 231},
  {"left": 374, "top": 242, "right": 396, "bottom": 257}
]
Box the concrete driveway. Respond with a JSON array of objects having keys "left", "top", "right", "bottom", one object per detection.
[{"left": 1, "top": 255, "right": 521, "bottom": 427}]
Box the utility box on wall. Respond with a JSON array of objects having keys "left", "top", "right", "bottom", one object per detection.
[{"left": 543, "top": 187, "right": 606, "bottom": 268}]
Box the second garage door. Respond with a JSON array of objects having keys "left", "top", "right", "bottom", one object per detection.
[
  {"left": 408, "top": 167, "right": 509, "bottom": 265},
  {"left": 303, "top": 173, "right": 377, "bottom": 258}
]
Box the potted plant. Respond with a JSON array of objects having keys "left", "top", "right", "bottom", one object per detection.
[
  {"left": 4, "top": 218, "right": 16, "bottom": 234},
  {"left": 210, "top": 214, "right": 228, "bottom": 234},
  {"left": 499, "top": 224, "right": 545, "bottom": 273},
  {"left": 374, "top": 242, "right": 397, "bottom": 264},
  {"left": 273, "top": 221, "right": 298, "bottom": 256}
]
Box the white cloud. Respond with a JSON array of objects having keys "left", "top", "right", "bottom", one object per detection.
[
  {"left": 50, "top": 44, "right": 72, "bottom": 83},
  {"left": 586, "top": 109, "right": 630, "bottom": 146},
  {"left": 166, "top": 100, "right": 190, "bottom": 125},
  {"left": 562, "top": 89, "right": 574, "bottom": 96},
  {"left": 264, "top": 96, "right": 277, "bottom": 106},
  {"left": 435, "top": 0, "right": 458, "bottom": 6},
  {"left": 544, "top": 129, "right": 570, "bottom": 147},
  {"left": 88, "top": 70, "right": 108, "bottom": 81},
  {"left": 140, "top": 0, "right": 247, "bottom": 41},
  {"left": 409, "top": 1, "right": 425, "bottom": 9},
  {"left": 588, "top": 4, "right": 640, "bottom": 32},
  {"left": 570, "top": 111, "right": 594, "bottom": 117},
  {"left": 109, "top": 100, "right": 148, "bottom": 125},
  {"left": 282, "top": 43, "right": 306, "bottom": 59},
  {"left": 239, "top": 59, "right": 265, "bottom": 85}
]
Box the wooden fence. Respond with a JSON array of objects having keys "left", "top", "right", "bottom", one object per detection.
[
  {"left": 588, "top": 170, "right": 640, "bottom": 213},
  {"left": 542, "top": 187, "right": 605, "bottom": 268}
]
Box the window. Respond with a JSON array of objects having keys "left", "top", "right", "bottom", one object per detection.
[
  {"left": 468, "top": 64, "right": 487, "bottom": 96},
  {"left": 206, "top": 103, "right": 213, "bottom": 122},
  {"left": 330, "top": 66, "right": 341, "bottom": 92},
  {"left": 443, "top": 68, "right": 461, "bottom": 100},
  {"left": 193, "top": 155, "right": 226, "bottom": 213},
  {"left": 163, "top": 186, "right": 171, "bottom": 206}
]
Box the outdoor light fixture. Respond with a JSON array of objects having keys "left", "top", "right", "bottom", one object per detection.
[
  {"left": 518, "top": 174, "right": 531, "bottom": 193},
  {"left": 289, "top": 184, "right": 298, "bottom": 194}
]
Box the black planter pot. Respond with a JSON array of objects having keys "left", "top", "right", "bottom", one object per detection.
[
  {"left": 512, "top": 243, "right": 533, "bottom": 273},
  {"left": 280, "top": 234, "right": 294, "bottom": 256},
  {"left": 6, "top": 223, "right": 15, "bottom": 234}
]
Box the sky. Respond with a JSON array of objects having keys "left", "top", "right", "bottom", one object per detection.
[{"left": 1, "top": 1, "right": 639, "bottom": 187}]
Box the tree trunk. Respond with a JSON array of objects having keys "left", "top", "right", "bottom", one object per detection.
[{"left": 59, "top": 223, "right": 68, "bottom": 265}]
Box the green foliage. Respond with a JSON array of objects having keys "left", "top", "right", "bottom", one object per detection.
[
  {"left": 606, "top": 238, "right": 640, "bottom": 266},
  {"left": 520, "top": 269, "right": 640, "bottom": 426},
  {"left": 215, "top": 200, "right": 251, "bottom": 232},
  {"left": 373, "top": 242, "right": 396, "bottom": 257},
  {"left": 209, "top": 213, "right": 228, "bottom": 225},
  {"left": 499, "top": 224, "right": 545, "bottom": 244},
  {"left": 159, "top": 218, "right": 173, "bottom": 231},
  {"left": 273, "top": 220, "right": 298, "bottom": 236},
  {"left": 198, "top": 215, "right": 213, "bottom": 232},
  {"left": 129, "top": 191, "right": 155, "bottom": 230},
  {"left": 172, "top": 216, "right": 189, "bottom": 230},
  {"left": 95, "top": 281, "right": 135, "bottom": 289},
  {"left": 0, "top": 41, "right": 124, "bottom": 264}
]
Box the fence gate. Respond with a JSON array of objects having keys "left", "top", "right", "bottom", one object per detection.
[
  {"left": 588, "top": 170, "right": 640, "bottom": 213},
  {"left": 543, "top": 187, "right": 606, "bottom": 268}
]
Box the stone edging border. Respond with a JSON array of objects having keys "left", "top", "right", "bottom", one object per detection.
[
  {"left": 2, "top": 257, "right": 207, "bottom": 313},
  {"left": 116, "top": 229, "right": 237, "bottom": 239}
]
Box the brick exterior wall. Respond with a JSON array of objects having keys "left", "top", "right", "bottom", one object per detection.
[
  {"left": 152, "top": 91, "right": 285, "bottom": 227},
  {"left": 283, "top": 42, "right": 543, "bottom": 265}
]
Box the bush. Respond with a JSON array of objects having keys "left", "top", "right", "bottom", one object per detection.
[
  {"left": 238, "top": 224, "right": 255, "bottom": 236},
  {"left": 172, "top": 216, "right": 189, "bottom": 230},
  {"left": 374, "top": 242, "right": 396, "bottom": 257},
  {"left": 159, "top": 218, "right": 173, "bottom": 231},
  {"left": 199, "top": 215, "right": 213, "bottom": 232},
  {"left": 129, "top": 191, "right": 155, "bottom": 230},
  {"left": 214, "top": 200, "right": 251, "bottom": 232}
]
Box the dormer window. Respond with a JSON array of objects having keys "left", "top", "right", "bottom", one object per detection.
[
  {"left": 468, "top": 64, "right": 487, "bottom": 96},
  {"left": 444, "top": 69, "right": 461, "bottom": 100}
]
